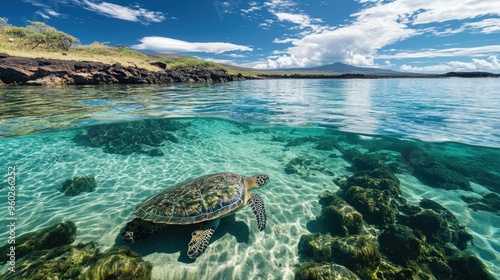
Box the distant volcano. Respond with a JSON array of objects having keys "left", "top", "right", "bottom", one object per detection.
[{"left": 282, "top": 62, "right": 406, "bottom": 75}]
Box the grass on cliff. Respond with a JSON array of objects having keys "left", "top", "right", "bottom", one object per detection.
[{"left": 0, "top": 19, "right": 236, "bottom": 73}]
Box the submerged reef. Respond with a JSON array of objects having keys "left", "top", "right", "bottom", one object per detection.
[
  {"left": 60, "top": 175, "right": 97, "bottom": 196},
  {"left": 0, "top": 222, "right": 152, "bottom": 280},
  {"left": 461, "top": 193, "right": 500, "bottom": 214},
  {"left": 295, "top": 140, "right": 494, "bottom": 280},
  {"left": 73, "top": 118, "right": 190, "bottom": 156}
]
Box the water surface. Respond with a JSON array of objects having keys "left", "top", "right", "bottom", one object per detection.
[{"left": 0, "top": 79, "right": 499, "bottom": 279}]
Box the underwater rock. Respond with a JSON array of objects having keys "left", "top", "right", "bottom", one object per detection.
[
  {"left": 1, "top": 242, "right": 100, "bottom": 280},
  {"left": 83, "top": 246, "right": 153, "bottom": 280},
  {"left": 318, "top": 193, "right": 363, "bottom": 236},
  {"left": 298, "top": 233, "right": 336, "bottom": 263},
  {"left": 329, "top": 235, "right": 381, "bottom": 279},
  {"left": 73, "top": 119, "right": 188, "bottom": 156},
  {"left": 399, "top": 144, "right": 472, "bottom": 191},
  {"left": 314, "top": 136, "right": 340, "bottom": 151},
  {"left": 342, "top": 168, "right": 401, "bottom": 197},
  {"left": 298, "top": 234, "right": 381, "bottom": 279},
  {"left": 378, "top": 224, "right": 426, "bottom": 264},
  {"left": 60, "top": 175, "right": 97, "bottom": 196},
  {"left": 447, "top": 254, "right": 496, "bottom": 280},
  {"left": 414, "top": 165, "right": 471, "bottom": 191},
  {"left": 408, "top": 209, "right": 453, "bottom": 244},
  {"left": 285, "top": 136, "right": 317, "bottom": 147},
  {"left": 0, "top": 221, "right": 77, "bottom": 263},
  {"left": 351, "top": 153, "right": 386, "bottom": 171},
  {"left": 283, "top": 156, "right": 327, "bottom": 178},
  {"left": 374, "top": 261, "right": 415, "bottom": 280},
  {"left": 341, "top": 149, "right": 387, "bottom": 171},
  {"left": 147, "top": 148, "right": 165, "bottom": 157},
  {"left": 417, "top": 199, "right": 473, "bottom": 250},
  {"left": 121, "top": 218, "right": 166, "bottom": 243},
  {"left": 285, "top": 163, "right": 300, "bottom": 175},
  {"left": 294, "top": 262, "right": 360, "bottom": 280},
  {"left": 461, "top": 193, "right": 500, "bottom": 214},
  {"left": 343, "top": 186, "right": 395, "bottom": 226}
]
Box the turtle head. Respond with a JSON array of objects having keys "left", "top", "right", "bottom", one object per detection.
[{"left": 246, "top": 174, "right": 269, "bottom": 190}]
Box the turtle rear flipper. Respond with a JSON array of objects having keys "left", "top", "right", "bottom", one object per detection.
[
  {"left": 248, "top": 193, "right": 266, "bottom": 231},
  {"left": 187, "top": 219, "right": 220, "bottom": 259}
]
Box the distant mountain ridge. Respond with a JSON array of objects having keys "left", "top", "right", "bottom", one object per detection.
[{"left": 282, "top": 62, "right": 407, "bottom": 75}]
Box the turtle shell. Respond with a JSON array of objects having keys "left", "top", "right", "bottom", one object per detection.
[{"left": 134, "top": 173, "right": 247, "bottom": 224}]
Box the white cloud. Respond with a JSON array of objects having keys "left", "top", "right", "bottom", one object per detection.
[
  {"left": 273, "top": 38, "right": 295, "bottom": 44},
  {"left": 80, "top": 0, "right": 165, "bottom": 24},
  {"left": 378, "top": 45, "right": 500, "bottom": 59},
  {"left": 400, "top": 55, "right": 500, "bottom": 72},
  {"left": 45, "top": 9, "right": 62, "bottom": 17},
  {"left": 464, "top": 18, "right": 500, "bottom": 34},
  {"left": 131, "top": 36, "right": 253, "bottom": 54},
  {"left": 227, "top": 53, "right": 246, "bottom": 58},
  {"left": 260, "top": 0, "right": 500, "bottom": 69},
  {"left": 241, "top": 1, "right": 262, "bottom": 14},
  {"left": 36, "top": 11, "right": 51, "bottom": 19}
]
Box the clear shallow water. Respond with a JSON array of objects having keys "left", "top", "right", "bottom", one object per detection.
[
  {"left": 0, "top": 79, "right": 499, "bottom": 279},
  {"left": 1, "top": 78, "right": 499, "bottom": 147}
]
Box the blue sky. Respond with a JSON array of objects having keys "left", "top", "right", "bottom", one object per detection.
[{"left": 4, "top": 0, "right": 500, "bottom": 72}]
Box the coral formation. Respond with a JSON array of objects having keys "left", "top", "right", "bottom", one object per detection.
[{"left": 73, "top": 118, "right": 189, "bottom": 156}]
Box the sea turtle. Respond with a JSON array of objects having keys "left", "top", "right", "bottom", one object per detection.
[{"left": 122, "top": 172, "right": 269, "bottom": 259}]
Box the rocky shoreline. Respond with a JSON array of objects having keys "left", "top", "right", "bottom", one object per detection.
[
  {"left": 0, "top": 53, "right": 246, "bottom": 86},
  {"left": 1, "top": 54, "right": 498, "bottom": 86}
]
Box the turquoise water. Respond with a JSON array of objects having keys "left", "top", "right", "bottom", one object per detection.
[{"left": 0, "top": 79, "right": 499, "bottom": 279}]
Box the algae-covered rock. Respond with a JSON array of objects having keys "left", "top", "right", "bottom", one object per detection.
[
  {"left": 409, "top": 209, "right": 452, "bottom": 244},
  {"left": 318, "top": 193, "right": 363, "bottom": 236},
  {"left": 83, "top": 246, "right": 152, "bottom": 280},
  {"left": 378, "top": 224, "right": 426, "bottom": 265},
  {"left": 329, "top": 235, "right": 381, "bottom": 278},
  {"left": 0, "top": 221, "right": 77, "bottom": 263},
  {"left": 73, "top": 119, "right": 188, "bottom": 156},
  {"left": 447, "top": 254, "right": 496, "bottom": 280},
  {"left": 351, "top": 153, "right": 387, "bottom": 171},
  {"left": 60, "top": 175, "right": 97, "bottom": 196},
  {"left": 414, "top": 165, "right": 471, "bottom": 191},
  {"left": 298, "top": 233, "right": 335, "bottom": 262},
  {"left": 342, "top": 168, "right": 401, "bottom": 197},
  {"left": 0, "top": 242, "right": 99, "bottom": 280},
  {"left": 343, "top": 186, "right": 395, "bottom": 226},
  {"left": 294, "top": 262, "right": 360, "bottom": 280},
  {"left": 418, "top": 199, "right": 473, "bottom": 250},
  {"left": 298, "top": 234, "right": 381, "bottom": 279},
  {"left": 461, "top": 193, "right": 500, "bottom": 214}
]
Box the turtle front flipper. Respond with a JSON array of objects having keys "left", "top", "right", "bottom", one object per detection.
[
  {"left": 187, "top": 219, "right": 220, "bottom": 259},
  {"left": 248, "top": 193, "right": 266, "bottom": 231}
]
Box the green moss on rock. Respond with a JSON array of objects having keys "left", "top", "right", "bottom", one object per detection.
[
  {"left": 0, "top": 221, "right": 77, "bottom": 263},
  {"left": 344, "top": 186, "right": 395, "bottom": 226},
  {"left": 295, "top": 262, "right": 360, "bottom": 280}
]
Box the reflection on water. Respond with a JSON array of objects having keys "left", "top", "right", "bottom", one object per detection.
[{"left": 1, "top": 79, "right": 499, "bottom": 147}]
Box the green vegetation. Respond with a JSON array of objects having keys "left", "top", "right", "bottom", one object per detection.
[
  {"left": 0, "top": 19, "right": 233, "bottom": 72},
  {"left": 157, "top": 57, "right": 225, "bottom": 70},
  {"left": 0, "top": 19, "right": 78, "bottom": 51}
]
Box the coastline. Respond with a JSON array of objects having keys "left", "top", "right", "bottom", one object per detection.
[
  {"left": 1, "top": 54, "right": 499, "bottom": 86},
  {"left": 0, "top": 54, "right": 246, "bottom": 86}
]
